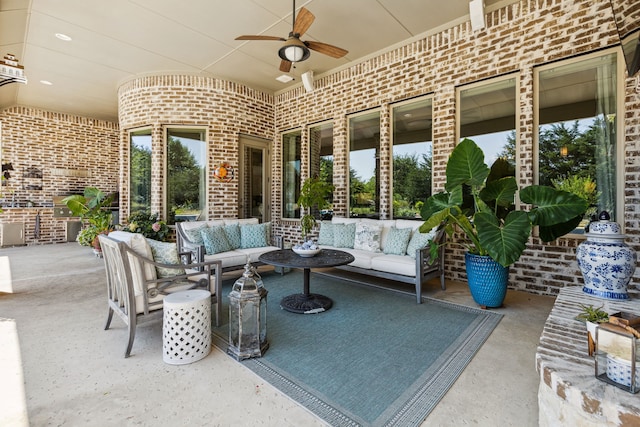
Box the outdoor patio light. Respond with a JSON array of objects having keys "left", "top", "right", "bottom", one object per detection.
[
  {"left": 595, "top": 315, "right": 640, "bottom": 394},
  {"left": 228, "top": 262, "right": 269, "bottom": 360}
]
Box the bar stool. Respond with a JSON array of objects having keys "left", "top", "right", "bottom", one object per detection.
[{"left": 162, "top": 289, "right": 211, "bottom": 365}]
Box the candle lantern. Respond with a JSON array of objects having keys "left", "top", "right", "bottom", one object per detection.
[
  {"left": 595, "top": 319, "right": 640, "bottom": 394},
  {"left": 228, "top": 262, "right": 268, "bottom": 360}
]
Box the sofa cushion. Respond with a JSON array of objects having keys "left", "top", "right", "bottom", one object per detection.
[
  {"left": 146, "top": 239, "right": 186, "bottom": 278},
  {"left": 354, "top": 222, "right": 382, "bottom": 252},
  {"left": 237, "top": 246, "right": 282, "bottom": 263},
  {"left": 182, "top": 223, "right": 208, "bottom": 244},
  {"left": 204, "top": 250, "right": 248, "bottom": 268},
  {"left": 333, "top": 222, "right": 356, "bottom": 248},
  {"left": 240, "top": 222, "right": 269, "bottom": 248},
  {"left": 317, "top": 221, "right": 334, "bottom": 245},
  {"left": 406, "top": 228, "right": 437, "bottom": 259},
  {"left": 383, "top": 226, "right": 413, "bottom": 255},
  {"left": 373, "top": 254, "right": 416, "bottom": 277},
  {"left": 201, "top": 226, "right": 232, "bottom": 255},
  {"left": 224, "top": 223, "right": 242, "bottom": 249}
]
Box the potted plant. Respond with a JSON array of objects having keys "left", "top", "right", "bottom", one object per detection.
[
  {"left": 577, "top": 303, "right": 609, "bottom": 356},
  {"left": 297, "top": 176, "right": 334, "bottom": 242},
  {"left": 62, "top": 187, "right": 115, "bottom": 254},
  {"left": 420, "top": 138, "right": 588, "bottom": 308},
  {"left": 121, "top": 211, "right": 170, "bottom": 241}
]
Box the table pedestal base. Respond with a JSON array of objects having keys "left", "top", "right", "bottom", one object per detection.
[{"left": 280, "top": 293, "right": 333, "bottom": 314}]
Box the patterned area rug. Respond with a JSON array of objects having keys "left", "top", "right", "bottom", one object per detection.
[{"left": 213, "top": 270, "right": 502, "bottom": 426}]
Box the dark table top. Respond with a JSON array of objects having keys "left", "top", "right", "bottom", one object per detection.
[{"left": 258, "top": 248, "right": 355, "bottom": 269}]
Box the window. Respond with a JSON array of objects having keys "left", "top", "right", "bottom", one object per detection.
[
  {"left": 457, "top": 76, "right": 518, "bottom": 166},
  {"left": 166, "top": 128, "right": 206, "bottom": 224},
  {"left": 282, "top": 129, "right": 301, "bottom": 218},
  {"left": 349, "top": 110, "right": 380, "bottom": 218},
  {"left": 392, "top": 97, "right": 433, "bottom": 219},
  {"left": 129, "top": 129, "right": 152, "bottom": 214},
  {"left": 309, "top": 121, "right": 333, "bottom": 219},
  {"left": 536, "top": 50, "right": 621, "bottom": 230}
]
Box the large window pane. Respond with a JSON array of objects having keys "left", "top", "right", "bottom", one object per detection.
[
  {"left": 458, "top": 77, "right": 517, "bottom": 165},
  {"left": 282, "top": 130, "right": 301, "bottom": 218},
  {"left": 392, "top": 98, "right": 433, "bottom": 219},
  {"left": 309, "top": 122, "right": 333, "bottom": 219},
  {"left": 166, "top": 129, "right": 206, "bottom": 224},
  {"left": 349, "top": 111, "right": 380, "bottom": 218},
  {"left": 130, "top": 129, "right": 152, "bottom": 214},
  {"left": 537, "top": 52, "right": 618, "bottom": 230}
]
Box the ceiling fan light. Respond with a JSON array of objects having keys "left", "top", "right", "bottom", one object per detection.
[{"left": 278, "top": 39, "right": 310, "bottom": 63}]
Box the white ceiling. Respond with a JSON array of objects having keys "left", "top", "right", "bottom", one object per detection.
[{"left": 0, "top": 0, "right": 517, "bottom": 122}]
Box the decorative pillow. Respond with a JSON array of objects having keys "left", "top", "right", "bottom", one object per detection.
[
  {"left": 354, "top": 222, "right": 382, "bottom": 252},
  {"left": 317, "top": 222, "right": 334, "bottom": 246},
  {"left": 240, "top": 223, "right": 269, "bottom": 249},
  {"left": 383, "top": 227, "right": 413, "bottom": 255},
  {"left": 333, "top": 222, "right": 356, "bottom": 248},
  {"left": 406, "top": 229, "right": 436, "bottom": 259},
  {"left": 146, "top": 239, "right": 185, "bottom": 278},
  {"left": 182, "top": 223, "right": 207, "bottom": 245},
  {"left": 224, "top": 223, "right": 241, "bottom": 249},
  {"left": 201, "top": 226, "right": 232, "bottom": 255}
]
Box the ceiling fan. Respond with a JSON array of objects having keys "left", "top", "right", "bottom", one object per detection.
[{"left": 235, "top": 1, "right": 348, "bottom": 73}]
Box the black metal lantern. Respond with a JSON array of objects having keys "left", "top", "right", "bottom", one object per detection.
[{"left": 228, "top": 262, "right": 268, "bottom": 360}]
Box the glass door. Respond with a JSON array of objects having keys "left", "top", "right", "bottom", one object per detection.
[{"left": 239, "top": 135, "right": 270, "bottom": 223}]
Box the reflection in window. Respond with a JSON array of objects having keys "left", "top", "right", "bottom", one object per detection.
[
  {"left": 166, "top": 129, "right": 206, "bottom": 224},
  {"left": 282, "top": 130, "right": 301, "bottom": 218},
  {"left": 309, "top": 122, "right": 333, "bottom": 219},
  {"left": 458, "top": 77, "right": 517, "bottom": 166},
  {"left": 349, "top": 110, "right": 380, "bottom": 218},
  {"left": 537, "top": 51, "right": 618, "bottom": 228},
  {"left": 392, "top": 98, "right": 433, "bottom": 219},
  {"left": 130, "top": 129, "right": 152, "bottom": 214}
]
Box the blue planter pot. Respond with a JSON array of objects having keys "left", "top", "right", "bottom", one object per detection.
[{"left": 465, "top": 253, "right": 509, "bottom": 308}]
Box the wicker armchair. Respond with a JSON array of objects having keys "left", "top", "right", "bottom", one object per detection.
[{"left": 98, "top": 234, "right": 222, "bottom": 358}]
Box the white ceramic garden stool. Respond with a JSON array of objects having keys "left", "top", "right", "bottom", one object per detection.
[{"left": 162, "top": 289, "right": 212, "bottom": 365}]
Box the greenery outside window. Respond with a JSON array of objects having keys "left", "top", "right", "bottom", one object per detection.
[
  {"left": 535, "top": 50, "right": 621, "bottom": 231},
  {"left": 130, "top": 129, "right": 152, "bottom": 214},
  {"left": 349, "top": 110, "right": 380, "bottom": 218},
  {"left": 282, "top": 129, "right": 301, "bottom": 218},
  {"left": 309, "top": 121, "right": 333, "bottom": 219},
  {"left": 392, "top": 97, "right": 433, "bottom": 219},
  {"left": 166, "top": 128, "right": 206, "bottom": 224}
]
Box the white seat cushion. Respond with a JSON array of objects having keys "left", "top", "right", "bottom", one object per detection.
[
  {"left": 204, "top": 250, "right": 248, "bottom": 268},
  {"left": 373, "top": 254, "right": 416, "bottom": 277}
]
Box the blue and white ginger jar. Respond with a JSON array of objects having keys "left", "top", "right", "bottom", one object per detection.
[{"left": 577, "top": 212, "right": 637, "bottom": 300}]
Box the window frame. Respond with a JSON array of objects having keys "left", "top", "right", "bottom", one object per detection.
[
  {"left": 128, "top": 127, "right": 153, "bottom": 216},
  {"left": 281, "top": 127, "right": 303, "bottom": 220}
]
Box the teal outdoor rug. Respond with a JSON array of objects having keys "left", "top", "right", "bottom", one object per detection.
[{"left": 212, "top": 270, "right": 502, "bottom": 426}]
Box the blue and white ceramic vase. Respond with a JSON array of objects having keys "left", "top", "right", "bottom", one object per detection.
[{"left": 577, "top": 212, "right": 637, "bottom": 300}]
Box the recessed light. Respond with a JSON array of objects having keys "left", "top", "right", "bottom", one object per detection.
[
  {"left": 55, "top": 33, "right": 72, "bottom": 41},
  {"left": 276, "top": 74, "right": 294, "bottom": 83},
  {"left": 40, "top": 80, "right": 53, "bottom": 85}
]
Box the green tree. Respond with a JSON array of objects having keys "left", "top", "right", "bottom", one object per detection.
[
  {"left": 167, "top": 137, "right": 201, "bottom": 212},
  {"left": 392, "top": 151, "right": 432, "bottom": 218},
  {"left": 130, "top": 143, "right": 152, "bottom": 213}
]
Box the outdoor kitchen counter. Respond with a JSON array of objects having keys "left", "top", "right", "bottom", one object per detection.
[{"left": 536, "top": 286, "right": 640, "bottom": 426}]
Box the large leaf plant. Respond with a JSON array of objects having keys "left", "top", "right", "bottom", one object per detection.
[
  {"left": 63, "top": 187, "right": 114, "bottom": 246},
  {"left": 419, "top": 138, "right": 588, "bottom": 267}
]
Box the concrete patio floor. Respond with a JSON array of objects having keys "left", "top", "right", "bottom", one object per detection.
[{"left": 0, "top": 242, "right": 555, "bottom": 426}]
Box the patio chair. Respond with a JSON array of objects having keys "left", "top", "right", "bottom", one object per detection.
[{"left": 98, "top": 234, "right": 222, "bottom": 358}]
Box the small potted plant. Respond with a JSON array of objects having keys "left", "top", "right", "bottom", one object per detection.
[
  {"left": 577, "top": 303, "right": 609, "bottom": 356},
  {"left": 121, "top": 211, "right": 170, "bottom": 241},
  {"left": 63, "top": 187, "right": 115, "bottom": 254},
  {"left": 297, "top": 176, "right": 334, "bottom": 243}
]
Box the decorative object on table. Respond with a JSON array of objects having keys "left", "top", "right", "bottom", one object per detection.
[
  {"left": 420, "top": 138, "right": 588, "bottom": 308},
  {"left": 228, "top": 262, "right": 268, "bottom": 360},
  {"left": 577, "top": 303, "right": 610, "bottom": 356},
  {"left": 297, "top": 176, "right": 334, "bottom": 243},
  {"left": 292, "top": 240, "right": 320, "bottom": 257},
  {"left": 577, "top": 211, "right": 637, "bottom": 300},
  {"left": 595, "top": 316, "right": 640, "bottom": 393},
  {"left": 62, "top": 187, "right": 115, "bottom": 255},
  {"left": 213, "top": 162, "right": 234, "bottom": 182},
  {"left": 121, "top": 211, "right": 170, "bottom": 241}
]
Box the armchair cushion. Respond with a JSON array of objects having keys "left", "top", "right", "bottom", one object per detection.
[{"left": 146, "top": 239, "right": 186, "bottom": 277}]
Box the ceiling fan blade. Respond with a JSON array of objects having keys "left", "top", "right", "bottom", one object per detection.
[
  {"left": 235, "top": 35, "right": 286, "bottom": 41},
  {"left": 305, "top": 41, "right": 348, "bottom": 58},
  {"left": 279, "top": 59, "right": 292, "bottom": 72},
  {"left": 292, "top": 7, "right": 315, "bottom": 37}
]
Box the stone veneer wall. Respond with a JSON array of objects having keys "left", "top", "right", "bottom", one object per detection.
[
  {"left": 273, "top": 0, "right": 640, "bottom": 296},
  {"left": 117, "top": 75, "right": 274, "bottom": 221},
  {"left": 0, "top": 106, "right": 119, "bottom": 245}
]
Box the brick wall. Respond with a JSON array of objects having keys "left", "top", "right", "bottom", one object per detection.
[
  {"left": 0, "top": 106, "right": 119, "bottom": 245},
  {"left": 272, "top": 0, "right": 640, "bottom": 296}
]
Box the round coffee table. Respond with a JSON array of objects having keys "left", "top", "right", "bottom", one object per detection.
[{"left": 258, "top": 248, "right": 355, "bottom": 314}]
